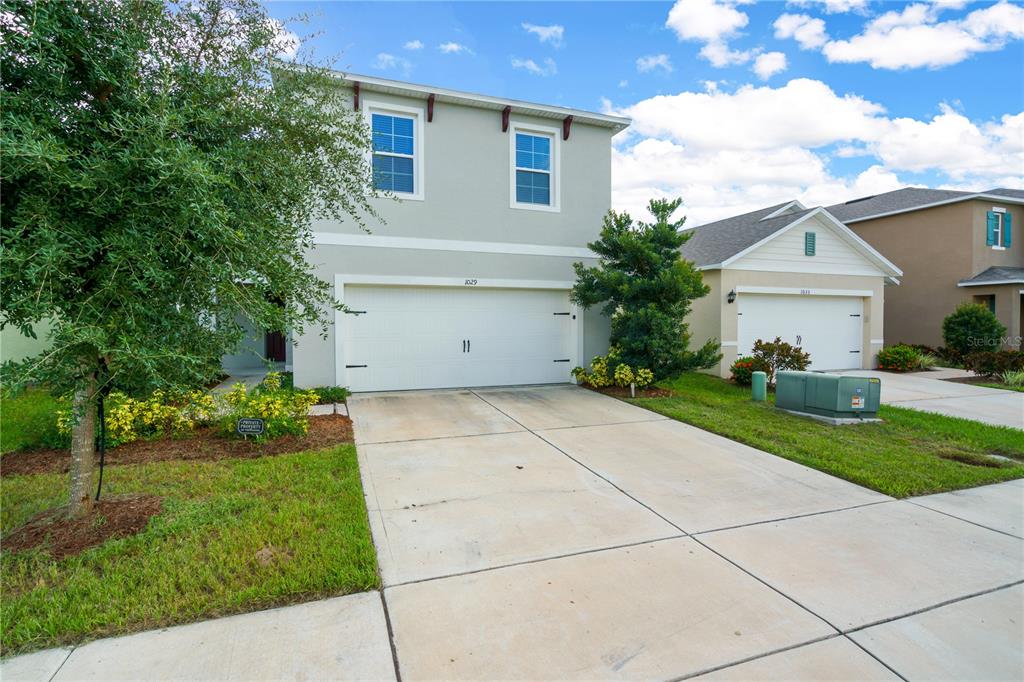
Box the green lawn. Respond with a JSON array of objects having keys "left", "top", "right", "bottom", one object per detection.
[
  {"left": 978, "top": 382, "right": 1024, "bottom": 393},
  {"left": 0, "top": 388, "right": 62, "bottom": 453},
  {"left": 631, "top": 373, "right": 1024, "bottom": 498},
  {"left": 1, "top": 399, "right": 377, "bottom": 655}
]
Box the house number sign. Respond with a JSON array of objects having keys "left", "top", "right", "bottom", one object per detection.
[{"left": 464, "top": 279, "right": 478, "bottom": 286}]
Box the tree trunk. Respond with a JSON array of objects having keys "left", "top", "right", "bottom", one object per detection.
[{"left": 68, "top": 373, "right": 96, "bottom": 516}]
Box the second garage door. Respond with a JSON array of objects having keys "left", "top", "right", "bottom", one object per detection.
[
  {"left": 737, "top": 294, "right": 863, "bottom": 371},
  {"left": 340, "top": 285, "right": 577, "bottom": 392}
]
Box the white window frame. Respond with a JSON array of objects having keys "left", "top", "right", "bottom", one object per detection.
[
  {"left": 365, "top": 99, "right": 425, "bottom": 201},
  {"left": 991, "top": 207, "right": 1007, "bottom": 249},
  {"left": 509, "top": 122, "right": 560, "bottom": 213}
]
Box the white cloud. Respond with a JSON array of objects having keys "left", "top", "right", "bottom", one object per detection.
[
  {"left": 618, "top": 79, "right": 629, "bottom": 88},
  {"left": 521, "top": 22, "right": 564, "bottom": 46},
  {"left": 779, "top": 0, "right": 1024, "bottom": 70},
  {"left": 753, "top": 51, "right": 787, "bottom": 79},
  {"left": 636, "top": 53, "right": 674, "bottom": 73},
  {"left": 511, "top": 57, "right": 557, "bottom": 76},
  {"left": 773, "top": 13, "right": 828, "bottom": 49},
  {"left": 787, "top": 0, "right": 869, "bottom": 14},
  {"left": 267, "top": 19, "right": 300, "bottom": 61},
  {"left": 606, "top": 79, "right": 1023, "bottom": 224},
  {"left": 374, "top": 52, "right": 412, "bottom": 76},
  {"left": 438, "top": 41, "right": 473, "bottom": 55},
  {"left": 403, "top": 40, "right": 423, "bottom": 50},
  {"left": 666, "top": 0, "right": 754, "bottom": 66}
]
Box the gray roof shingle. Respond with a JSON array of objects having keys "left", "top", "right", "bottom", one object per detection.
[
  {"left": 825, "top": 188, "right": 972, "bottom": 223},
  {"left": 958, "top": 266, "right": 1024, "bottom": 286},
  {"left": 680, "top": 203, "right": 816, "bottom": 267},
  {"left": 825, "top": 186, "right": 1024, "bottom": 223}
]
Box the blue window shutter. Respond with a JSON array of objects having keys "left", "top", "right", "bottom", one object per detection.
[
  {"left": 986, "top": 211, "right": 997, "bottom": 245},
  {"left": 804, "top": 231, "right": 816, "bottom": 256},
  {"left": 1004, "top": 212, "right": 1012, "bottom": 246}
]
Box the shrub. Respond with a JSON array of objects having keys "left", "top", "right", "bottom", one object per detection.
[
  {"left": 613, "top": 364, "right": 635, "bottom": 387},
  {"left": 963, "top": 350, "right": 1024, "bottom": 378},
  {"left": 218, "top": 382, "right": 318, "bottom": 440},
  {"left": 310, "top": 386, "right": 351, "bottom": 404},
  {"left": 730, "top": 357, "right": 757, "bottom": 386},
  {"left": 876, "top": 344, "right": 922, "bottom": 372},
  {"left": 942, "top": 303, "right": 1007, "bottom": 357},
  {"left": 916, "top": 354, "right": 940, "bottom": 371},
  {"left": 1001, "top": 369, "right": 1024, "bottom": 387},
  {"left": 751, "top": 338, "right": 811, "bottom": 386},
  {"left": 572, "top": 346, "right": 654, "bottom": 389},
  {"left": 57, "top": 389, "right": 211, "bottom": 447}
]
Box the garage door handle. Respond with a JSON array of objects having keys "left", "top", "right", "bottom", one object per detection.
[
  {"left": 462, "top": 340, "right": 466, "bottom": 353},
  {"left": 467, "top": 340, "right": 470, "bottom": 352}
]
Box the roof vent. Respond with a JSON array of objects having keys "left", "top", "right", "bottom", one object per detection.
[{"left": 844, "top": 194, "right": 877, "bottom": 205}]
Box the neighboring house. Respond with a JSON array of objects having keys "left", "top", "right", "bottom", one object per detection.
[
  {"left": 682, "top": 201, "right": 903, "bottom": 379},
  {"left": 0, "top": 320, "right": 53, "bottom": 365},
  {"left": 281, "top": 73, "right": 629, "bottom": 391},
  {"left": 827, "top": 188, "right": 1023, "bottom": 350}
]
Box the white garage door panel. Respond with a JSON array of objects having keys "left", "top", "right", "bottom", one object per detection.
[
  {"left": 342, "top": 286, "right": 575, "bottom": 392},
  {"left": 738, "top": 295, "right": 863, "bottom": 371}
]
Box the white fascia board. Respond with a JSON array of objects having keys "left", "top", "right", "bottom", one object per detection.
[
  {"left": 759, "top": 200, "right": 807, "bottom": 221},
  {"left": 957, "top": 279, "right": 1024, "bottom": 287},
  {"left": 328, "top": 70, "right": 631, "bottom": 132},
  {"left": 842, "top": 193, "right": 1024, "bottom": 224},
  {"left": 313, "top": 232, "right": 596, "bottom": 259}
]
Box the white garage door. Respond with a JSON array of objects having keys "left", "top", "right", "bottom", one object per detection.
[
  {"left": 340, "top": 285, "right": 577, "bottom": 392},
  {"left": 737, "top": 294, "right": 863, "bottom": 371}
]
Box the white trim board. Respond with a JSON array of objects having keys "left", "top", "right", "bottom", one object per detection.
[
  {"left": 313, "top": 232, "right": 596, "bottom": 259},
  {"left": 333, "top": 274, "right": 583, "bottom": 388},
  {"left": 958, "top": 279, "right": 1024, "bottom": 287},
  {"left": 735, "top": 286, "right": 874, "bottom": 297}
]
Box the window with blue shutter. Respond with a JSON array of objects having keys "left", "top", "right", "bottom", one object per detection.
[
  {"left": 987, "top": 210, "right": 1012, "bottom": 248},
  {"left": 371, "top": 113, "right": 415, "bottom": 194},
  {"left": 804, "top": 231, "right": 816, "bottom": 256},
  {"left": 514, "top": 132, "right": 551, "bottom": 205}
]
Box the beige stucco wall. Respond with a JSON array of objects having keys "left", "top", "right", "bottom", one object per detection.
[
  {"left": 687, "top": 270, "right": 886, "bottom": 378},
  {"left": 848, "top": 199, "right": 1023, "bottom": 348}
]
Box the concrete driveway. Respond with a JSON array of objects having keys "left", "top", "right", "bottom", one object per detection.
[
  {"left": 350, "top": 385, "right": 1023, "bottom": 680},
  {"left": 6, "top": 385, "right": 1021, "bottom": 681},
  {"left": 837, "top": 369, "right": 1023, "bottom": 430}
]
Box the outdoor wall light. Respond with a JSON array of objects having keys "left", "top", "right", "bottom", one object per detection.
[{"left": 727, "top": 290, "right": 736, "bottom": 304}]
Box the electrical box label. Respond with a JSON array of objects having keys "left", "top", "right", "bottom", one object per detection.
[{"left": 851, "top": 395, "right": 864, "bottom": 409}]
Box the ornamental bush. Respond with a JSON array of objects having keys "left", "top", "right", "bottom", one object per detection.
[
  {"left": 876, "top": 344, "right": 922, "bottom": 372},
  {"left": 751, "top": 338, "right": 811, "bottom": 386},
  {"left": 730, "top": 357, "right": 757, "bottom": 386},
  {"left": 572, "top": 346, "right": 655, "bottom": 389},
  {"left": 942, "top": 303, "right": 1007, "bottom": 357},
  {"left": 217, "top": 382, "right": 318, "bottom": 441},
  {"left": 963, "top": 350, "right": 1024, "bottom": 378}
]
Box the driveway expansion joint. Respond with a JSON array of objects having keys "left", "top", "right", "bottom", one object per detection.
[{"left": 906, "top": 499, "right": 1024, "bottom": 540}]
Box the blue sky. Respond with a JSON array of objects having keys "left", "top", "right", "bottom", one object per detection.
[{"left": 269, "top": 1, "right": 1024, "bottom": 224}]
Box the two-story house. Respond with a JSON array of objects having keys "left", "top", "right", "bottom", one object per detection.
[
  {"left": 287, "top": 73, "right": 629, "bottom": 391},
  {"left": 827, "top": 188, "right": 1023, "bottom": 351}
]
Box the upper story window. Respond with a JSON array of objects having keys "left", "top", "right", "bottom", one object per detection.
[
  {"left": 367, "top": 102, "right": 424, "bottom": 200},
  {"left": 986, "top": 209, "right": 1012, "bottom": 249},
  {"left": 511, "top": 125, "right": 559, "bottom": 212}
]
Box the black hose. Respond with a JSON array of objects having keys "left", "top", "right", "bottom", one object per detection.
[{"left": 95, "top": 390, "right": 106, "bottom": 502}]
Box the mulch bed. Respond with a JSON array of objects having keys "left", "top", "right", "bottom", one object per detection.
[
  {"left": 0, "top": 414, "right": 353, "bottom": 478},
  {"left": 586, "top": 385, "right": 674, "bottom": 399},
  {"left": 2, "top": 495, "right": 163, "bottom": 559}
]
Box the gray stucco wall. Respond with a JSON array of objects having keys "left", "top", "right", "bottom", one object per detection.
[{"left": 291, "top": 83, "right": 617, "bottom": 389}]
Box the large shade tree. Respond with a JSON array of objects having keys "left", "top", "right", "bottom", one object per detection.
[
  {"left": 1, "top": 0, "right": 376, "bottom": 514},
  {"left": 572, "top": 198, "right": 720, "bottom": 376}
]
